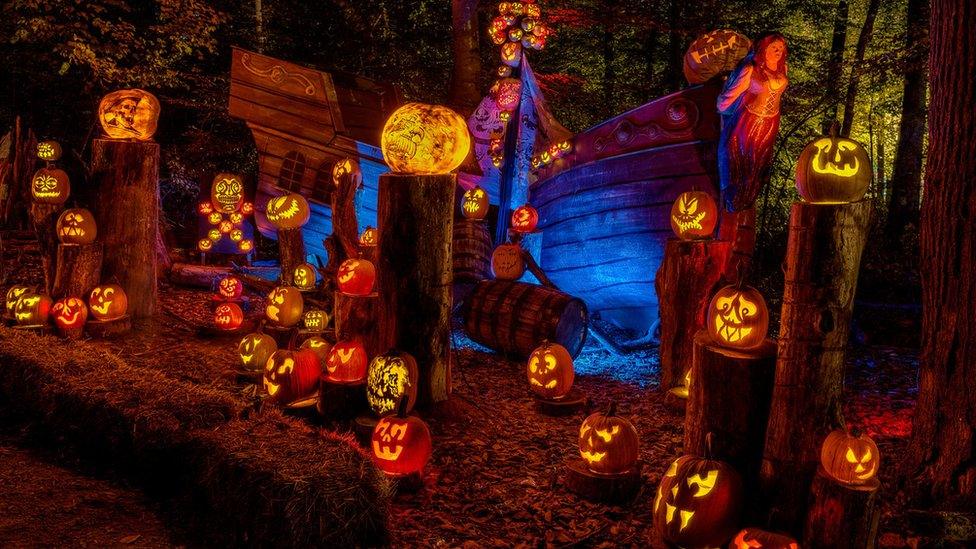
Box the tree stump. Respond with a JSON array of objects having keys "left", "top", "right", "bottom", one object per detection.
[
  {"left": 564, "top": 459, "right": 643, "bottom": 503},
  {"left": 803, "top": 468, "right": 881, "bottom": 549},
  {"left": 376, "top": 173, "right": 454, "bottom": 407},
  {"left": 334, "top": 292, "right": 384, "bottom": 360},
  {"left": 654, "top": 238, "right": 733, "bottom": 390},
  {"left": 29, "top": 202, "right": 60, "bottom": 294},
  {"left": 761, "top": 200, "right": 872, "bottom": 530},
  {"left": 52, "top": 243, "right": 103, "bottom": 300},
  {"left": 276, "top": 227, "right": 306, "bottom": 286},
  {"left": 86, "top": 315, "right": 132, "bottom": 338},
  {"left": 91, "top": 139, "right": 160, "bottom": 318}
]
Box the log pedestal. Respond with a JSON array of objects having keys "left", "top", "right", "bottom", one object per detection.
[{"left": 803, "top": 468, "right": 881, "bottom": 548}]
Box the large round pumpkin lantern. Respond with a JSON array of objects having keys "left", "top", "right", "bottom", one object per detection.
[
  {"left": 89, "top": 284, "right": 128, "bottom": 321},
  {"left": 31, "top": 167, "right": 70, "bottom": 204},
  {"left": 820, "top": 427, "right": 880, "bottom": 486},
  {"left": 337, "top": 258, "right": 376, "bottom": 296},
  {"left": 461, "top": 186, "right": 489, "bottom": 220},
  {"left": 263, "top": 345, "right": 322, "bottom": 405},
  {"left": 238, "top": 330, "right": 277, "bottom": 373},
  {"left": 796, "top": 125, "right": 872, "bottom": 204},
  {"left": 526, "top": 341, "right": 574, "bottom": 400},
  {"left": 381, "top": 102, "right": 471, "bottom": 175},
  {"left": 670, "top": 191, "right": 718, "bottom": 240},
  {"left": 14, "top": 293, "right": 53, "bottom": 325},
  {"left": 367, "top": 349, "right": 419, "bottom": 416},
  {"left": 682, "top": 29, "right": 751, "bottom": 85},
  {"left": 51, "top": 297, "right": 88, "bottom": 332},
  {"left": 510, "top": 204, "right": 539, "bottom": 233},
  {"left": 325, "top": 339, "right": 369, "bottom": 383},
  {"left": 706, "top": 283, "right": 769, "bottom": 350},
  {"left": 98, "top": 89, "right": 161, "bottom": 141},
  {"left": 491, "top": 243, "right": 525, "bottom": 280},
  {"left": 5, "top": 285, "right": 31, "bottom": 317},
  {"left": 210, "top": 173, "right": 245, "bottom": 213},
  {"left": 731, "top": 528, "right": 800, "bottom": 549},
  {"left": 578, "top": 402, "right": 640, "bottom": 475},
  {"left": 214, "top": 302, "right": 244, "bottom": 331},
  {"left": 371, "top": 398, "right": 433, "bottom": 478},
  {"left": 56, "top": 208, "right": 97, "bottom": 245},
  {"left": 265, "top": 193, "right": 310, "bottom": 230},
  {"left": 265, "top": 286, "right": 304, "bottom": 327}
]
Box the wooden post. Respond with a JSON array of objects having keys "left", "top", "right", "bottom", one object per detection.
[
  {"left": 684, "top": 331, "right": 776, "bottom": 498},
  {"left": 29, "top": 202, "right": 60, "bottom": 294},
  {"left": 91, "top": 139, "right": 160, "bottom": 318},
  {"left": 276, "top": 227, "right": 305, "bottom": 286},
  {"left": 761, "top": 200, "right": 871, "bottom": 530},
  {"left": 654, "top": 239, "right": 732, "bottom": 390},
  {"left": 52, "top": 243, "right": 103, "bottom": 299},
  {"left": 377, "top": 173, "right": 454, "bottom": 407},
  {"left": 321, "top": 158, "right": 362, "bottom": 295},
  {"left": 334, "top": 292, "right": 383, "bottom": 360},
  {"left": 803, "top": 469, "right": 881, "bottom": 548}
]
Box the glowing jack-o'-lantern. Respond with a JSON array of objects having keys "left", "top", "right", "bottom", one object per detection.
[
  {"left": 239, "top": 239, "right": 254, "bottom": 253},
  {"left": 198, "top": 238, "right": 214, "bottom": 252},
  {"left": 381, "top": 103, "right": 471, "bottom": 175},
  {"left": 239, "top": 331, "right": 277, "bottom": 373},
  {"left": 300, "top": 336, "right": 332, "bottom": 364},
  {"left": 492, "top": 78, "right": 522, "bottom": 112},
  {"left": 683, "top": 29, "right": 751, "bottom": 85},
  {"left": 265, "top": 286, "right": 304, "bottom": 327},
  {"left": 527, "top": 341, "right": 574, "bottom": 400},
  {"left": 211, "top": 173, "right": 244, "bottom": 213},
  {"left": 461, "top": 186, "right": 489, "bottom": 220},
  {"left": 367, "top": 350, "right": 419, "bottom": 416},
  {"left": 302, "top": 309, "right": 328, "bottom": 331},
  {"left": 731, "top": 528, "right": 800, "bottom": 549},
  {"left": 491, "top": 243, "right": 525, "bottom": 280},
  {"left": 325, "top": 339, "right": 368, "bottom": 383},
  {"left": 706, "top": 284, "right": 769, "bottom": 350},
  {"left": 653, "top": 451, "right": 744, "bottom": 548},
  {"left": 5, "top": 286, "right": 31, "bottom": 316},
  {"left": 293, "top": 262, "right": 317, "bottom": 291},
  {"left": 98, "top": 89, "right": 160, "bottom": 141},
  {"left": 796, "top": 127, "right": 872, "bottom": 204},
  {"left": 56, "top": 208, "right": 97, "bottom": 245},
  {"left": 332, "top": 158, "right": 361, "bottom": 185},
  {"left": 89, "top": 284, "right": 128, "bottom": 321},
  {"left": 31, "top": 167, "right": 70, "bottom": 204},
  {"left": 217, "top": 276, "right": 243, "bottom": 300},
  {"left": 337, "top": 258, "right": 376, "bottom": 296},
  {"left": 510, "top": 204, "right": 539, "bottom": 233},
  {"left": 670, "top": 191, "right": 718, "bottom": 240},
  {"left": 14, "top": 293, "right": 52, "bottom": 325},
  {"left": 52, "top": 297, "right": 88, "bottom": 331},
  {"left": 371, "top": 398, "right": 433, "bottom": 477},
  {"left": 820, "top": 428, "right": 880, "bottom": 486},
  {"left": 578, "top": 402, "right": 640, "bottom": 475},
  {"left": 214, "top": 303, "right": 244, "bottom": 331},
  {"left": 359, "top": 227, "right": 378, "bottom": 247},
  {"left": 37, "top": 141, "right": 62, "bottom": 162},
  {"left": 263, "top": 346, "right": 321, "bottom": 405},
  {"left": 265, "top": 193, "right": 310, "bottom": 230}
]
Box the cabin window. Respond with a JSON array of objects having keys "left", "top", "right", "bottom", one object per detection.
[
  {"left": 278, "top": 151, "right": 306, "bottom": 192},
  {"left": 312, "top": 162, "right": 334, "bottom": 203}
]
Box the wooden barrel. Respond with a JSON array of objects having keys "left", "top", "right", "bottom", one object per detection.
[
  {"left": 453, "top": 219, "right": 492, "bottom": 283},
  {"left": 463, "top": 280, "right": 588, "bottom": 358}
]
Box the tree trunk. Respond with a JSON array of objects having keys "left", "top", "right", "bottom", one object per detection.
[
  {"left": 29, "top": 203, "right": 59, "bottom": 294},
  {"left": 602, "top": 19, "right": 616, "bottom": 119},
  {"left": 824, "top": 0, "right": 850, "bottom": 130},
  {"left": 665, "top": 0, "right": 684, "bottom": 91},
  {"left": 323, "top": 159, "right": 362, "bottom": 294},
  {"left": 885, "top": 0, "right": 929, "bottom": 241},
  {"left": 276, "top": 228, "right": 305, "bottom": 286},
  {"left": 905, "top": 0, "right": 976, "bottom": 504},
  {"left": 254, "top": 0, "right": 265, "bottom": 53},
  {"left": 840, "top": 0, "right": 882, "bottom": 137},
  {"left": 52, "top": 243, "right": 103, "bottom": 300},
  {"left": 449, "top": 0, "right": 483, "bottom": 115},
  {"left": 803, "top": 469, "right": 881, "bottom": 548}
]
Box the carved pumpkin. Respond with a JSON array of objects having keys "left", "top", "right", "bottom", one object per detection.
[
  {"left": 653, "top": 452, "right": 744, "bottom": 548},
  {"left": 461, "top": 186, "right": 489, "bottom": 220},
  {"left": 332, "top": 158, "right": 361, "bottom": 185},
  {"left": 578, "top": 402, "right": 640, "bottom": 475},
  {"left": 510, "top": 204, "right": 539, "bottom": 233},
  {"left": 214, "top": 303, "right": 244, "bottom": 331},
  {"left": 98, "top": 89, "right": 160, "bottom": 141},
  {"left": 263, "top": 346, "right": 321, "bottom": 405},
  {"left": 325, "top": 339, "right": 369, "bottom": 383},
  {"left": 238, "top": 331, "right": 277, "bottom": 373},
  {"left": 731, "top": 528, "right": 800, "bottom": 549},
  {"left": 371, "top": 398, "right": 433, "bottom": 477},
  {"left": 52, "top": 297, "right": 88, "bottom": 331},
  {"left": 37, "top": 140, "right": 62, "bottom": 162},
  {"left": 218, "top": 275, "right": 243, "bottom": 300},
  {"left": 265, "top": 193, "right": 310, "bottom": 230},
  {"left": 820, "top": 428, "right": 880, "bottom": 486},
  {"left": 795, "top": 127, "right": 872, "bottom": 204},
  {"left": 360, "top": 226, "right": 378, "bottom": 247},
  {"left": 265, "top": 286, "right": 304, "bottom": 327},
  {"left": 206, "top": 228, "right": 221, "bottom": 241},
  {"left": 526, "top": 341, "right": 574, "bottom": 400},
  {"left": 302, "top": 309, "right": 328, "bottom": 331},
  {"left": 239, "top": 239, "right": 254, "bottom": 253},
  {"left": 491, "top": 243, "right": 525, "bottom": 280},
  {"left": 381, "top": 103, "right": 471, "bottom": 175},
  {"left": 207, "top": 212, "right": 222, "bottom": 225},
  {"left": 211, "top": 173, "right": 244, "bottom": 213},
  {"left": 492, "top": 78, "right": 523, "bottom": 112},
  {"left": 5, "top": 286, "right": 31, "bottom": 316},
  {"left": 670, "top": 191, "right": 718, "bottom": 240},
  {"left": 89, "top": 284, "right": 127, "bottom": 321},
  {"left": 230, "top": 229, "right": 244, "bottom": 242},
  {"left": 14, "top": 293, "right": 52, "bottom": 325},
  {"left": 198, "top": 238, "right": 214, "bottom": 252},
  {"left": 31, "top": 167, "right": 70, "bottom": 204},
  {"left": 337, "top": 258, "right": 376, "bottom": 296},
  {"left": 707, "top": 284, "right": 769, "bottom": 350},
  {"left": 683, "top": 29, "right": 751, "bottom": 85},
  {"left": 293, "top": 262, "right": 317, "bottom": 291},
  {"left": 56, "top": 208, "right": 97, "bottom": 245},
  {"left": 300, "top": 336, "right": 332, "bottom": 364},
  {"left": 367, "top": 349, "right": 419, "bottom": 416}
]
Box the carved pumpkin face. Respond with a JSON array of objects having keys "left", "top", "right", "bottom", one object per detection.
[
  {"left": 211, "top": 173, "right": 244, "bottom": 213},
  {"left": 239, "top": 239, "right": 254, "bottom": 253},
  {"left": 302, "top": 309, "right": 328, "bottom": 331},
  {"left": 526, "top": 342, "right": 574, "bottom": 400},
  {"left": 491, "top": 243, "right": 525, "bottom": 280},
  {"left": 493, "top": 78, "right": 522, "bottom": 112},
  {"left": 207, "top": 212, "right": 222, "bottom": 225},
  {"left": 238, "top": 332, "right": 277, "bottom": 373},
  {"left": 337, "top": 259, "right": 376, "bottom": 296},
  {"left": 796, "top": 132, "right": 872, "bottom": 204},
  {"left": 381, "top": 103, "right": 471, "bottom": 175},
  {"left": 218, "top": 276, "right": 243, "bottom": 299},
  {"left": 682, "top": 29, "right": 751, "bottom": 85},
  {"left": 501, "top": 41, "right": 522, "bottom": 67},
  {"left": 332, "top": 158, "right": 361, "bottom": 186},
  {"left": 292, "top": 262, "right": 317, "bottom": 291},
  {"left": 214, "top": 303, "right": 244, "bottom": 331},
  {"left": 325, "top": 339, "right": 369, "bottom": 383},
  {"left": 299, "top": 336, "right": 331, "bottom": 364},
  {"left": 265, "top": 193, "right": 310, "bottom": 230},
  {"left": 265, "top": 286, "right": 304, "bottom": 327},
  {"left": 670, "top": 191, "right": 718, "bottom": 240},
  {"left": 359, "top": 227, "right": 378, "bottom": 247},
  {"left": 706, "top": 284, "right": 769, "bottom": 349},
  {"left": 263, "top": 347, "right": 321, "bottom": 405},
  {"left": 461, "top": 187, "right": 489, "bottom": 220},
  {"left": 578, "top": 403, "right": 640, "bottom": 475},
  {"left": 510, "top": 204, "right": 539, "bottom": 233},
  {"left": 89, "top": 284, "right": 127, "bottom": 321},
  {"left": 98, "top": 89, "right": 160, "bottom": 141},
  {"left": 371, "top": 412, "right": 433, "bottom": 477},
  {"left": 367, "top": 350, "right": 419, "bottom": 416},
  {"left": 731, "top": 528, "right": 800, "bottom": 549},
  {"left": 56, "top": 208, "right": 97, "bottom": 245},
  {"left": 14, "top": 293, "right": 52, "bottom": 325},
  {"left": 37, "top": 141, "right": 62, "bottom": 162},
  {"left": 198, "top": 238, "right": 214, "bottom": 252},
  {"left": 5, "top": 286, "right": 30, "bottom": 316},
  {"left": 653, "top": 455, "right": 744, "bottom": 548},
  {"left": 52, "top": 297, "right": 88, "bottom": 330},
  {"left": 820, "top": 428, "right": 880, "bottom": 485},
  {"left": 31, "top": 168, "right": 70, "bottom": 204},
  {"left": 230, "top": 229, "right": 244, "bottom": 242}
]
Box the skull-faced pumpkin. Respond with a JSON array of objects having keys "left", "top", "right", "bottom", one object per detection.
[
  {"left": 491, "top": 243, "right": 525, "bottom": 280},
  {"left": 14, "top": 293, "right": 52, "bottom": 325},
  {"left": 461, "top": 187, "right": 489, "bottom": 220},
  {"left": 51, "top": 297, "right": 88, "bottom": 331},
  {"left": 89, "top": 284, "right": 128, "bottom": 321},
  {"left": 706, "top": 284, "right": 769, "bottom": 350},
  {"left": 381, "top": 103, "right": 471, "bottom": 175},
  {"left": 302, "top": 309, "right": 329, "bottom": 331},
  {"left": 371, "top": 400, "right": 433, "bottom": 477},
  {"left": 670, "top": 191, "right": 718, "bottom": 240},
  {"left": 265, "top": 286, "right": 304, "bottom": 327},
  {"left": 337, "top": 258, "right": 376, "bottom": 296},
  {"left": 56, "top": 208, "right": 97, "bottom": 245},
  {"left": 238, "top": 331, "right": 277, "bottom": 373},
  {"left": 652, "top": 454, "right": 744, "bottom": 548},
  {"left": 31, "top": 167, "right": 70, "bottom": 204},
  {"left": 214, "top": 303, "right": 244, "bottom": 331},
  {"left": 293, "top": 262, "right": 317, "bottom": 291},
  {"left": 98, "top": 89, "right": 160, "bottom": 141},
  {"left": 526, "top": 341, "right": 574, "bottom": 400},
  {"left": 510, "top": 204, "right": 539, "bottom": 233},
  {"left": 820, "top": 428, "right": 880, "bottom": 486},
  {"left": 325, "top": 339, "right": 368, "bottom": 383},
  {"left": 578, "top": 402, "right": 640, "bottom": 475},
  {"left": 265, "top": 193, "right": 310, "bottom": 230},
  {"left": 263, "top": 347, "right": 321, "bottom": 405},
  {"left": 210, "top": 173, "right": 244, "bottom": 213},
  {"left": 367, "top": 350, "right": 419, "bottom": 416},
  {"left": 731, "top": 527, "right": 800, "bottom": 549}
]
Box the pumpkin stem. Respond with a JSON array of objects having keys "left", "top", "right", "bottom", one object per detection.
[
  {"left": 605, "top": 401, "right": 618, "bottom": 417},
  {"left": 704, "top": 432, "right": 715, "bottom": 459},
  {"left": 850, "top": 427, "right": 863, "bottom": 439},
  {"left": 734, "top": 261, "right": 747, "bottom": 289},
  {"left": 395, "top": 394, "right": 410, "bottom": 418}
]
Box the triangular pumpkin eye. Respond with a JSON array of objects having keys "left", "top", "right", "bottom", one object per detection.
[
  {"left": 664, "top": 459, "right": 679, "bottom": 477},
  {"left": 845, "top": 448, "right": 858, "bottom": 463}
]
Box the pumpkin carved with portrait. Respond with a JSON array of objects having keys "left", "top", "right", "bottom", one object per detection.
[
  {"left": 89, "top": 284, "right": 128, "bottom": 321},
  {"left": 707, "top": 284, "right": 769, "bottom": 350},
  {"left": 98, "top": 89, "right": 160, "bottom": 141},
  {"left": 381, "top": 103, "right": 471, "bottom": 175},
  {"left": 56, "top": 209, "right": 97, "bottom": 245},
  {"left": 367, "top": 350, "right": 419, "bottom": 416},
  {"left": 578, "top": 402, "right": 640, "bottom": 475}
]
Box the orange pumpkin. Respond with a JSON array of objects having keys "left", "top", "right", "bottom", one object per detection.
[
  {"left": 265, "top": 286, "right": 304, "bottom": 327},
  {"left": 14, "top": 293, "right": 52, "bottom": 325},
  {"left": 210, "top": 172, "right": 244, "bottom": 213},
  {"left": 265, "top": 193, "right": 310, "bottom": 230},
  {"left": 31, "top": 167, "right": 70, "bottom": 204},
  {"left": 461, "top": 186, "right": 489, "bottom": 220},
  {"left": 706, "top": 284, "right": 769, "bottom": 350},
  {"left": 54, "top": 208, "right": 97, "bottom": 245},
  {"left": 653, "top": 452, "right": 744, "bottom": 548},
  {"left": 214, "top": 302, "right": 244, "bottom": 331},
  {"left": 683, "top": 29, "right": 751, "bottom": 85},
  {"left": 302, "top": 309, "right": 329, "bottom": 331},
  {"left": 217, "top": 275, "right": 244, "bottom": 300},
  {"left": 491, "top": 243, "right": 525, "bottom": 280},
  {"left": 293, "top": 262, "right": 317, "bottom": 291},
  {"left": 300, "top": 336, "right": 332, "bottom": 365},
  {"left": 578, "top": 402, "right": 640, "bottom": 475},
  {"left": 198, "top": 238, "right": 214, "bottom": 252},
  {"left": 239, "top": 330, "right": 277, "bottom": 373},
  {"left": 510, "top": 204, "right": 539, "bottom": 233},
  {"left": 371, "top": 398, "right": 433, "bottom": 477},
  {"left": 730, "top": 528, "right": 800, "bottom": 549},
  {"left": 670, "top": 191, "right": 718, "bottom": 240},
  {"left": 263, "top": 346, "right": 322, "bottom": 405},
  {"left": 337, "top": 258, "right": 376, "bottom": 296},
  {"left": 98, "top": 89, "right": 161, "bottom": 141},
  {"left": 820, "top": 428, "right": 880, "bottom": 486},
  {"left": 367, "top": 350, "right": 419, "bottom": 416},
  {"left": 360, "top": 227, "right": 378, "bottom": 247},
  {"left": 325, "top": 339, "right": 369, "bottom": 383},
  {"left": 795, "top": 127, "right": 872, "bottom": 204},
  {"left": 5, "top": 285, "right": 31, "bottom": 316},
  {"left": 37, "top": 140, "right": 62, "bottom": 162},
  {"left": 89, "top": 284, "right": 128, "bottom": 321},
  {"left": 381, "top": 103, "right": 471, "bottom": 175},
  {"left": 526, "top": 341, "right": 574, "bottom": 400},
  {"left": 51, "top": 297, "right": 88, "bottom": 331}
]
